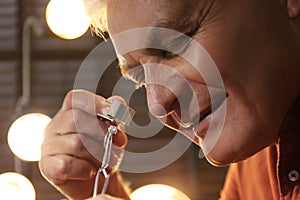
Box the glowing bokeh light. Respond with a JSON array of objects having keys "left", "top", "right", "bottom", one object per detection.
[
  {"left": 0, "top": 172, "right": 36, "bottom": 200},
  {"left": 46, "top": 0, "right": 90, "bottom": 40},
  {"left": 130, "top": 184, "right": 191, "bottom": 200},
  {"left": 8, "top": 113, "right": 51, "bottom": 161}
]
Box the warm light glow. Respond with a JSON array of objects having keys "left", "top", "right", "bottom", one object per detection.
[
  {"left": 46, "top": 0, "right": 90, "bottom": 40},
  {"left": 0, "top": 172, "right": 36, "bottom": 200},
  {"left": 130, "top": 184, "right": 191, "bottom": 200},
  {"left": 8, "top": 113, "right": 51, "bottom": 161}
]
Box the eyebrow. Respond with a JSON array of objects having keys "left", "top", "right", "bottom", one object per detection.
[
  {"left": 118, "top": 13, "right": 196, "bottom": 75},
  {"left": 156, "top": 15, "right": 194, "bottom": 29},
  {"left": 146, "top": 15, "right": 197, "bottom": 53}
]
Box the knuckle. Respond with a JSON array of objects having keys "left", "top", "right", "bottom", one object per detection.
[
  {"left": 38, "top": 157, "right": 65, "bottom": 185},
  {"left": 40, "top": 156, "right": 70, "bottom": 181},
  {"left": 53, "top": 156, "right": 70, "bottom": 178},
  {"left": 70, "top": 135, "right": 85, "bottom": 152}
]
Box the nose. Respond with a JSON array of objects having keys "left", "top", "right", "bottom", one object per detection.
[
  {"left": 146, "top": 83, "right": 176, "bottom": 118},
  {"left": 143, "top": 61, "right": 196, "bottom": 120}
]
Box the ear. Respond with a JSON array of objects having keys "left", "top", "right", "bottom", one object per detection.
[{"left": 287, "top": 0, "right": 300, "bottom": 18}]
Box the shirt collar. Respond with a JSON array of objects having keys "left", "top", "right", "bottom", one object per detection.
[{"left": 277, "top": 96, "right": 300, "bottom": 196}]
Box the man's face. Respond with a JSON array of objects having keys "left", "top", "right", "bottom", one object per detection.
[{"left": 106, "top": 0, "right": 297, "bottom": 165}]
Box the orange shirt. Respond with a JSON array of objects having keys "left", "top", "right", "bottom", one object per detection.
[{"left": 220, "top": 97, "right": 300, "bottom": 200}]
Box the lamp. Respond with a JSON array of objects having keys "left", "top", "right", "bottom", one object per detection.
[
  {"left": 46, "top": 0, "right": 90, "bottom": 40},
  {"left": 7, "top": 16, "right": 51, "bottom": 163},
  {"left": 130, "top": 184, "right": 191, "bottom": 200},
  {"left": 6, "top": 1, "right": 92, "bottom": 195}
]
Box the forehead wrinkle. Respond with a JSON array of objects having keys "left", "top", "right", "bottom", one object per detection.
[
  {"left": 157, "top": 13, "right": 195, "bottom": 29},
  {"left": 131, "top": 0, "right": 191, "bottom": 29},
  {"left": 129, "top": 0, "right": 169, "bottom": 25},
  {"left": 150, "top": 3, "right": 199, "bottom": 37}
]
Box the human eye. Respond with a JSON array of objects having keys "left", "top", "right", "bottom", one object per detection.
[
  {"left": 161, "top": 35, "right": 191, "bottom": 60},
  {"left": 161, "top": 49, "right": 177, "bottom": 60},
  {"left": 144, "top": 36, "right": 190, "bottom": 60},
  {"left": 124, "top": 65, "right": 145, "bottom": 89}
]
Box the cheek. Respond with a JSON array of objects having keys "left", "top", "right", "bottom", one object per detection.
[
  {"left": 191, "top": 9, "right": 260, "bottom": 89},
  {"left": 159, "top": 56, "right": 207, "bottom": 87},
  {"left": 202, "top": 97, "right": 278, "bottom": 166}
]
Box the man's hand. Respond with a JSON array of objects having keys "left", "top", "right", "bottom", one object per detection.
[{"left": 39, "top": 90, "right": 130, "bottom": 199}]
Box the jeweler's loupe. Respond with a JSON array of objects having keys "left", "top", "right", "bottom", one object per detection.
[{"left": 97, "top": 100, "right": 135, "bottom": 126}]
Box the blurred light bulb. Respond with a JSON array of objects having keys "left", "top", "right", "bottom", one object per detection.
[
  {"left": 130, "top": 184, "right": 191, "bottom": 200},
  {"left": 0, "top": 172, "right": 36, "bottom": 200},
  {"left": 8, "top": 113, "right": 51, "bottom": 161},
  {"left": 46, "top": 0, "right": 90, "bottom": 40}
]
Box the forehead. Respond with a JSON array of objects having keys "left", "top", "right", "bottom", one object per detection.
[{"left": 106, "top": 0, "right": 198, "bottom": 35}]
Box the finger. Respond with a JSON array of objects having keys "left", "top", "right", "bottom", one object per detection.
[
  {"left": 46, "top": 108, "right": 106, "bottom": 140},
  {"left": 42, "top": 133, "right": 124, "bottom": 169},
  {"left": 46, "top": 109, "right": 127, "bottom": 147},
  {"left": 39, "top": 154, "right": 96, "bottom": 185},
  {"left": 45, "top": 109, "right": 77, "bottom": 139},
  {"left": 61, "top": 90, "right": 130, "bottom": 131},
  {"left": 61, "top": 90, "right": 111, "bottom": 116},
  {"left": 72, "top": 109, "right": 127, "bottom": 147},
  {"left": 42, "top": 133, "right": 101, "bottom": 165}
]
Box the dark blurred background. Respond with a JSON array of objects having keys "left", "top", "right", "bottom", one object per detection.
[{"left": 0, "top": 0, "right": 227, "bottom": 199}]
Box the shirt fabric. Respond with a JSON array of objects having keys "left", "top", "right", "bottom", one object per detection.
[{"left": 220, "top": 97, "right": 300, "bottom": 200}]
